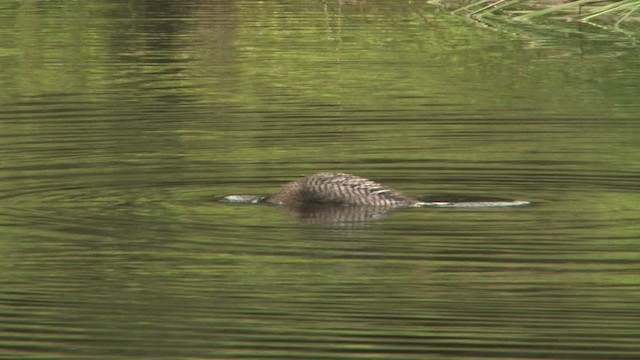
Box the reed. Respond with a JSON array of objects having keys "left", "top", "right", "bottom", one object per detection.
[{"left": 451, "top": 0, "right": 640, "bottom": 27}]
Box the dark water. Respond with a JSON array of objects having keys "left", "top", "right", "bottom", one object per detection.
[{"left": 1, "top": 1, "right": 640, "bottom": 359}]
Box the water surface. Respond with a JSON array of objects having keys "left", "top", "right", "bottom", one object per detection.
[{"left": 1, "top": 1, "right": 640, "bottom": 359}]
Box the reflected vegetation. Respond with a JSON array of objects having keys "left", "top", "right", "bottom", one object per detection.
[{"left": 1, "top": 1, "right": 640, "bottom": 359}]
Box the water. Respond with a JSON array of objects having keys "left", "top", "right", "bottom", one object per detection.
[{"left": 1, "top": 1, "right": 640, "bottom": 359}]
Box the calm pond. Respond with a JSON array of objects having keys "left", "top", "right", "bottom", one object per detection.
[{"left": 1, "top": 1, "right": 640, "bottom": 359}]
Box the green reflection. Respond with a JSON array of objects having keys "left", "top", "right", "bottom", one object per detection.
[{"left": 1, "top": 1, "right": 640, "bottom": 359}]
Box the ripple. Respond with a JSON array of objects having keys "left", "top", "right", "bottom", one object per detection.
[{"left": 2, "top": 2, "right": 640, "bottom": 358}]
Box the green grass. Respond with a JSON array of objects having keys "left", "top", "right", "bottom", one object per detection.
[{"left": 449, "top": 0, "right": 640, "bottom": 29}]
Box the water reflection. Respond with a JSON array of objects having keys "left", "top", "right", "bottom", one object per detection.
[
  {"left": 279, "top": 203, "right": 399, "bottom": 224},
  {"left": 1, "top": 1, "right": 640, "bottom": 359}
]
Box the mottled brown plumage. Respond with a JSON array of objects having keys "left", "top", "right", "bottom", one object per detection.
[{"left": 261, "top": 173, "right": 420, "bottom": 207}]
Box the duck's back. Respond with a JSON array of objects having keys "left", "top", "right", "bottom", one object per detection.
[{"left": 261, "top": 173, "right": 419, "bottom": 207}]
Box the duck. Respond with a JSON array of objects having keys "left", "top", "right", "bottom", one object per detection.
[
  {"left": 221, "top": 172, "right": 529, "bottom": 210},
  {"left": 260, "top": 172, "right": 420, "bottom": 207}
]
